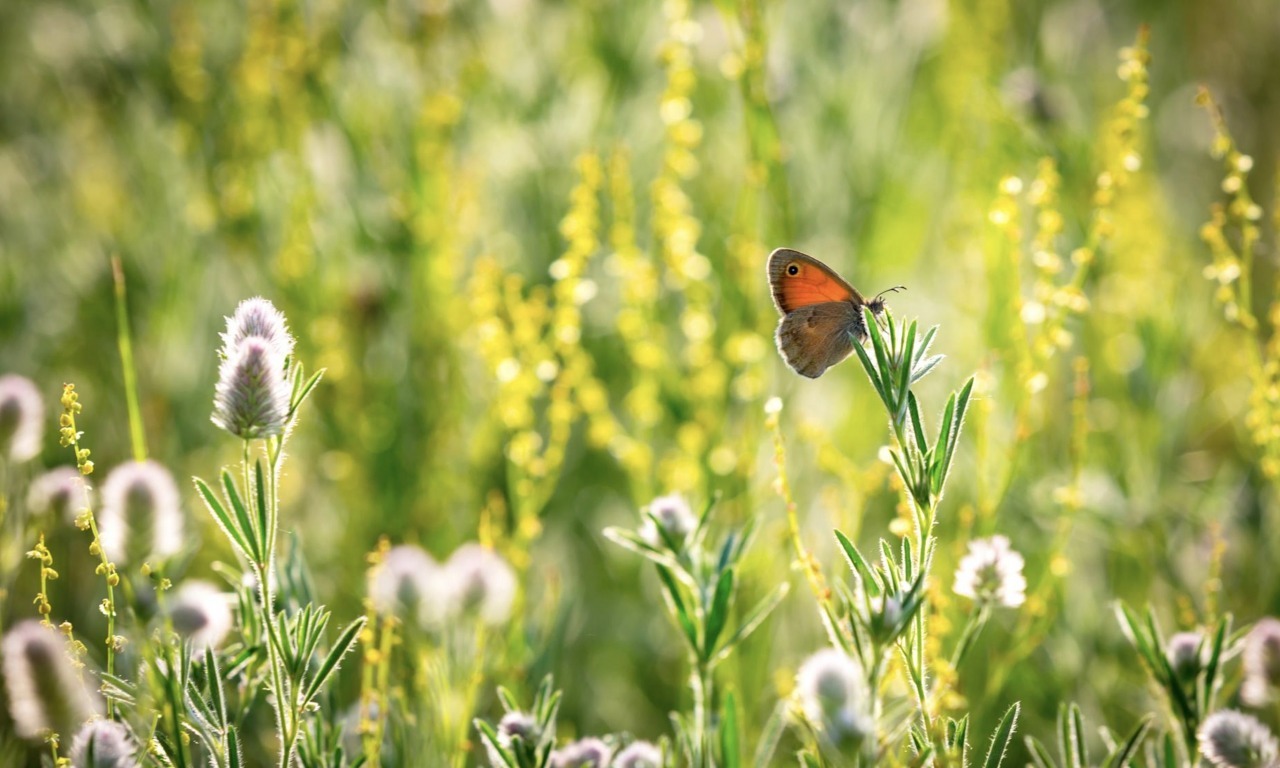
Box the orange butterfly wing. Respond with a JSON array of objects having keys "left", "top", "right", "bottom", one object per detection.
[{"left": 767, "top": 248, "right": 867, "bottom": 315}]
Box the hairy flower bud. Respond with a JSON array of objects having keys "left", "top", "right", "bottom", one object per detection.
[
  {"left": 220, "top": 296, "right": 295, "bottom": 363},
  {"left": 1166, "top": 631, "right": 1204, "bottom": 682},
  {"left": 613, "top": 741, "right": 663, "bottom": 768},
  {"left": 0, "top": 374, "right": 43, "bottom": 462},
  {"left": 1199, "top": 710, "right": 1279, "bottom": 768},
  {"left": 1243, "top": 618, "right": 1280, "bottom": 706},
  {"left": 370, "top": 545, "right": 449, "bottom": 629},
  {"left": 795, "top": 649, "right": 872, "bottom": 747},
  {"left": 550, "top": 737, "right": 613, "bottom": 768},
  {"left": 167, "top": 580, "right": 233, "bottom": 650},
  {"left": 28, "top": 467, "right": 87, "bottom": 521},
  {"left": 1, "top": 620, "right": 100, "bottom": 739},
  {"left": 639, "top": 493, "right": 697, "bottom": 549},
  {"left": 99, "top": 460, "right": 183, "bottom": 565},
  {"left": 211, "top": 337, "right": 290, "bottom": 439},
  {"left": 68, "top": 719, "right": 137, "bottom": 767},
  {"left": 445, "top": 543, "right": 517, "bottom": 626}
]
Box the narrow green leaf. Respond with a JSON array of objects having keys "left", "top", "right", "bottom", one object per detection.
[
  {"left": 204, "top": 646, "right": 227, "bottom": 732},
  {"left": 982, "top": 702, "right": 1021, "bottom": 768},
  {"left": 1101, "top": 715, "right": 1152, "bottom": 768},
  {"left": 290, "top": 368, "right": 325, "bottom": 415},
  {"left": 712, "top": 583, "right": 789, "bottom": 667},
  {"left": 603, "top": 527, "right": 684, "bottom": 572},
  {"left": 656, "top": 566, "right": 699, "bottom": 653},
  {"left": 911, "top": 354, "right": 945, "bottom": 384},
  {"left": 228, "top": 724, "right": 243, "bottom": 768},
  {"left": 474, "top": 721, "right": 517, "bottom": 768},
  {"left": 220, "top": 470, "right": 261, "bottom": 562},
  {"left": 1201, "top": 614, "right": 1230, "bottom": 714},
  {"left": 914, "top": 325, "right": 938, "bottom": 366},
  {"left": 704, "top": 567, "right": 735, "bottom": 660},
  {"left": 907, "top": 392, "right": 928, "bottom": 455},
  {"left": 752, "top": 700, "right": 788, "bottom": 768},
  {"left": 720, "top": 689, "right": 742, "bottom": 768},
  {"left": 1070, "top": 703, "right": 1087, "bottom": 768},
  {"left": 1025, "top": 737, "right": 1057, "bottom": 768},
  {"left": 834, "top": 530, "right": 882, "bottom": 596},
  {"left": 851, "top": 335, "right": 890, "bottom": 408},
  {"left": 301, "top": 616, "right": 366, "bottom": 707},
  {"left": 254, "top": 460, "right": 269, "bottom": 558},
  {"left": 194, "top": 477, "right": 256, "bottom": 561}
]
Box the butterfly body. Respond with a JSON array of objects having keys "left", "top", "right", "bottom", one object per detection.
[{"left": 767, "top": 248, "right": 892, "bottom": 378}]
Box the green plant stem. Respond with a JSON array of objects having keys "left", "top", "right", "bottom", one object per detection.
[
  {"left": 111, "top": 256, "right": 147, "bottom": 462},
  {"left": 690, "top": 656, "right": 714, "bottom": 767}
]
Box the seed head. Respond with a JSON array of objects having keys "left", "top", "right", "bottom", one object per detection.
[
  {"left": 639, "top": 493, "right": 697, "bottom": 548},
  {"left": 370, "top": 545, "right": 450, "bottom": 629},
  {"left": 1243, "top": 618, "right": 1280, "bottom": 706},
  {"left": 1199, "top": 710, "right": 1279, "bottom": 768},
  {"left": 167, "top": 580, "right": 233, "bottom": 650},
  {"left": 99, "top": 460, "right": 184, "bottom": 565},
  {"left": 211, "top": 337, "right": 290, "bottom": 439},
  {"left": 0, "top": 374, "right": 44, "bottom": 462},
  {"left": 795, "top": 648, "right": 873, "bottom": 746},
  {"left": 550, "top": 737, "right": 613, "bottom": 768},
  {"left": 1, "top": 620, "right": 101, "bottom": 740},
  {"left": 28, "top": 467, "right": 87, "bottom": 522},
  {"left": 68, "top": 719, "right": 137, "bottom": 767},
  {"left": 220, "top": 296, "right": 295, "bottom": 363},
  {"left": 613, "top": 741, "right": 663, "bottom": 768},
  {"left": 953, "top": 535, "right": 1027, "bottom": 608},
  {"left": 445, "top": 543, "right": 518, "bottom": 626}
]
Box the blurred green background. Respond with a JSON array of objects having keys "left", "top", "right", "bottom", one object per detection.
[{"left": 2, "top": 0, "right": 1279, "bottom": 760}]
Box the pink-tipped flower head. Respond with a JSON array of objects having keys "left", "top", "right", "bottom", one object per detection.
[
  {"left": 1, "top": 620, "right": 101, "bottom": 740},
  {"left": 1199, "top": 710, "right": 1279, "bottom": 768},
  {"left": 445, "top": 543, "right": 517, "bottom": 626},
  {"left": 211, "top": 337, "right": 290, "bottom": 439},
  {"left": 220, "top": 297, "right": 295, "bottom": 363},
  {"left": 639, "top": 493, "right": 697, "bottom": 549},
  {"left": 68, "top": 719, "right": 137, "bottom": 767},
  {"left": 613, "top": 741, "right": 663, "bottom": 768},
  {"left": 1166, "top": 631, "right": 1205, "bottom": 683},
  {"left": 550, "top": 737, "right": 613, "bottom": 768},
  {"left": 952, "top": 535, "right": 1027, "bottom": 608},
  {"left": 0, "top": 374, "right": 43, "bottom": 462},
  {"left": 28, "top": 467, "right": 88, "bottom": 522},
  {"left": 99, "top": 460, "right": 183, "bottom": 566},
  {"left": 370, "top": 545, "right": 450, "bottom": 629},
  {"left": 167, "top": 580, "right": 234, "bottom": 650},
  {"left": 1243, "top": 618, "right": 1280, "bottom": 706}
]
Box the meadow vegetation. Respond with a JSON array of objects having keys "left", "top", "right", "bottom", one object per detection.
[{"left": 1, "top": 0, "right": 1280, "bottom": 766}]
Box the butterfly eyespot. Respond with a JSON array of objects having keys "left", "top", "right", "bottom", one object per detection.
[{"left": 786, "top": 263, "right": 800, "bottom": 276}]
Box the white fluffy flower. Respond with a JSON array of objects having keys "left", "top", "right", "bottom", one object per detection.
[
  {"left": 550, "top": 737, "right": 612, "bottom": 768},
  {"left": 795, "top": 648, "right": 872, "bottom": 745},
  {"left": 220, "top": 296, "right": 295, "bottom": 363},
  {"left": 68, "top": 719, "right": 137, "bottom": 767},
  {"left": 613, "top": 741, "right": 663, "bottom": 768},
  {"left": 639, "top": 493, "right": 697, "bottom": 548},
  {"left": 99, "top": 460, "right": 184, "bottom": 565},
  {"left": 0, "top": 374, "right": 44, "bottom": 462},
  {"left": 28, "top": 466, "right": 87, "bottom": 521},
  {"left": 1, "top": 620, "right": 101, "bottom": 739},
  {"left": 211, "top": 337, "right": 290, "bottom": 439},
  {"left": 952, "top": 535, "right": 1027, "bottom": 608}
]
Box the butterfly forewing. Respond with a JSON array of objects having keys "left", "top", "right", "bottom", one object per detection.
[{"left": 767, "top": 248, "right": 867, "bottom": 314}]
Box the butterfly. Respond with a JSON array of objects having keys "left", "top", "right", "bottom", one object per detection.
[{"left": 767, "top": 248, "right": 902, "bottom": 378}]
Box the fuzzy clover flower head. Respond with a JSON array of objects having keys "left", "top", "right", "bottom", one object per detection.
[
  {"left": 28, "top": 467, "right": 87, "bottom": 522},
  {"left": 613, "top": 741, "right": 663, "bottom": 768},
  {"left": 211, "top": 337, "right": 290, "bottom": 440},
  {"left": 550, "top": 737, "right": 613, "bottom": 768},
  {"left": 639, "top": 493, "right": 697, "bottom": 548},
  {"left": 952, "top": 535, "right": 1027, "bottom": 608},
  {"left": 168, "top": 580, "right": 234, "bottom": 650},
  {"left": 371, "top": 545, "right": 450, "bottom": 629},
  {"left": 1167, "top": 631, "right": 1205, "bottom": 682},
  {"left": 445, "top": 543, "right": 518, "bottom": 626},
  {"left": 795, "top": 648, "right": 873, "bottom": 746},
  {"left": 1243, "top": 618, "right": 1280, "bottom": 706},
  {"left": 221, "top": 296, "right": 295, "bottom": 363},
  {"left": 1, "top": 620, "right": 101, "bottom": 740},
  {"left": 496, "top": 711, "right": 541, "bottom": 748},
  {"left": 68, "top": 719, "right": 137, "bottom": 767},
  {"left": 99, "top": 460, "right": 183, "bottom": 566},
  {"left": 1199, "top": 710, "right": 1279, "bottom": 768},
  {"left": 0, "top": 374, "right": 43, "bottom": 462}
]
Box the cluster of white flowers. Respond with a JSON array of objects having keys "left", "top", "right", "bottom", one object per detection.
[
  {"left": 794, "top": 648, "right": 873, "bottom": 747},
  {"left": 0, "top": 620, "right": 100, "bottom": 740},
  {"left": 211, "top": 297, "right": 294, "bottom": 440},
  {"left": 371, "top": 541, "right": 517, "bottom": 629},
  {"left": 952, "top": 535, "right": 1027, "bottom": 608}
]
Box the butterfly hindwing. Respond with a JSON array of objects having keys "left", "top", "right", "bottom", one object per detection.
[{"left": 774, "top": 301, "right": 869, "bottom": 378}]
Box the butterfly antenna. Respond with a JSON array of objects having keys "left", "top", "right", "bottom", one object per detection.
[{"left": 875, "top": 285, "right": 906, "bottom": 301}]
